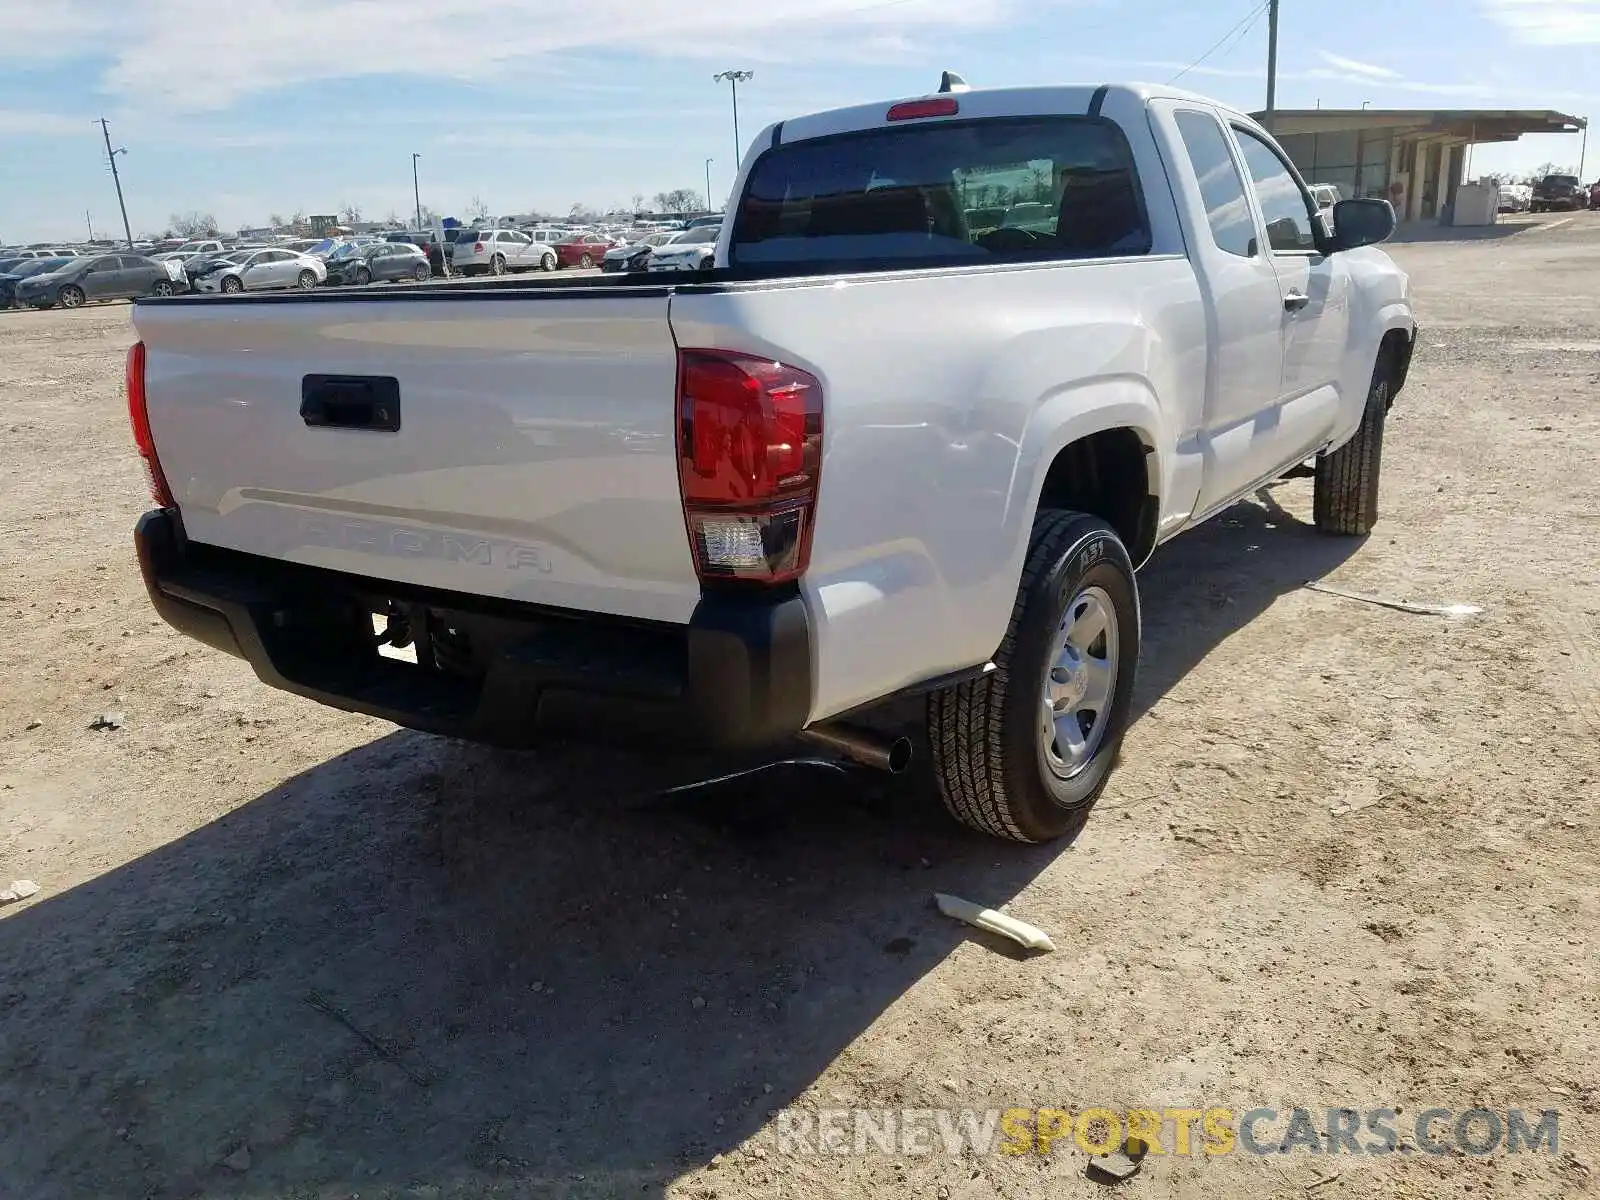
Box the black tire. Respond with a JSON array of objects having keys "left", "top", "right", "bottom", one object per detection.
[
  {"left": 58, "top": 284, "right": 85, "bottom": 309},
  {"left": 579, "top": 253, "right": 594, "bottom": 269},
  {"left": 927, "top": 511, "right": 1140, "bottom": 843},
  {"left": 412, "top": 263, "right": 429, "bottom": 282},
  {"left": 490, "top": 254, "right": 507, "bottom": 276},
  {"left": 1313, "top": 361, "right": 1391, "bottom": 536},
  {"left": 296, "top": 269, "right": 318, "bottom": 291},
  {"left": 541, "top": 252, "right": 556, "bottom": 272},
  {"left": 151, "top": 280, "right": 174, "bottom": 297},
  {"left": 354, "top": 267, "right": 371, "bottom": 286},
  {"left": 221, "top": 275, "right": 243, "bottom": 294}
]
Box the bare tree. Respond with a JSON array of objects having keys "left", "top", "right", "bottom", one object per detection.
[
  {"left": 268, "top": 212, "right": 286, "bottom": 229},
  {"left": 569, "top": 203, "right": 600, "bottom": 223},
  {"left": 168, "top": 211, "right": 220, "bottom": 237},
  {"left": 382, "top": 209, "right": 400, "bottom": 227},
  {"left": 417, "top": 203, "right": 439, "bottom": 226},
  {"left": 339, "top": 200, "right": 364, "bottom": 225},
  {"left": 653, "top": 189, "right": 700, "bottom": 214},
  {"left": 290, "top": 209, "right": 306, "bottom": 231},
  {"left": 630, "top": 192, "right": 645, "bottom": 214},
  {"left": 1525, "top": 162, "right": 1578, "bottom": 183},
  {"left": 465, "top": 194, "right": 491, "bottom": 223}
]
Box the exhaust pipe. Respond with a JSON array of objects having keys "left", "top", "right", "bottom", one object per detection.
[{"left": 799, "top": 723, "right": 914, "bottom": 775}]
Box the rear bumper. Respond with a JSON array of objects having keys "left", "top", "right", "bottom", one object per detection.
[{"left": 135, "top": 509, "right": 813, "bottom": 751}]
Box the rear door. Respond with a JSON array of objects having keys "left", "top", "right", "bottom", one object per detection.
[{"left": 119, "top": 255, "right": 161, "bottom": 296}]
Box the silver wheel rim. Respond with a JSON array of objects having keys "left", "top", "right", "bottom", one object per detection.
[
  {"left": 299, "top": 272, "right": 315, "bottom": 289},
  {"left": 1040, "top": 585, "right": 1119, "bottom": 780},
  {"left": 153, "top": 282, "right": 172, "bottom": 296},
  {"left": 492, "top": 256, "right": 505, "bottom": 275},
  {"left": 223, "top": 278, "right": 240, "bottom": 293},
  {"left": 61, "top": 288, "right": 82, "bottom": 308}
]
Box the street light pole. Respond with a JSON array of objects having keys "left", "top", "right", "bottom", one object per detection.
[
  {"left": 705, "top": 158, "right": 714, "bottom": 212},
  {"left": 98, "top": 117, "right": 134, "bottom": 249},
  {"left": 412, "top": 152, "right": 423, "bottom": 230},
  {"left": 713, "top": 70, "right": 754, "bottom": 165}
]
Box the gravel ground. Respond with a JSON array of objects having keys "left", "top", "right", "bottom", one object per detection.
[{"left": 1, "top": 217, "right": 1597, "bottom": 1200}]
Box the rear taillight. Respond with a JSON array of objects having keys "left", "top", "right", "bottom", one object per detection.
[
  {"left": 125, "top": 341, "right": 175, "bottom": 508},
  {"left": 676, "top": 349, "right": 823, "bottom": 584},
  {"left": 473, "top": 241, "right": 485, "bottom": 253}
]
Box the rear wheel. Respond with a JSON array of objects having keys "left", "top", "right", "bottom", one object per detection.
[
  {"left": 541, "top": 252, "right": 556, "bottom": 272},
  {"left": 58, "top": 284, "right": 85, "bottom": 309},
  {"left": 927, "top": 511, "right": 1139, "bottom": 843},
  {"left": 412, "top": 263, "right": 429, "bottom": 282},
  {"left": 579, "top": 253, "right": 594, "bottom": 269},
  {"left": 1314, "top": 362, "right": 1391, "bottom": 536},
  {"left": 490, "top": 254, "right": 507, "bottom": 276},
  {"left": 297, "top": 269, "right": 318, "bottom": 290}
]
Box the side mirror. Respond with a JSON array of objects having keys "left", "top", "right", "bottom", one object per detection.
[{"left": 1328, "top": 198, "right": 1396, "bottom": 251}]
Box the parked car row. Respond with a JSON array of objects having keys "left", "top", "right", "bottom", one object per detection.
[
  {"left": 2, "top": 215, "right": 731, "bottom": 309},
  {"left": 0, "top": 253, "right": 182, "bottom": 309}
]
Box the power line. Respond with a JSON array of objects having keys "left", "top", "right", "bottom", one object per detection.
[{"left": 1168, "top": 1, "right": 1271, "bottom": 85}]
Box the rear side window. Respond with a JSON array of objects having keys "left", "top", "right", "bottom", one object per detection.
[
  {"left": 1173, "top": 110, "right": 1257, "bottom": 258},
  {"left": 730, "top": 116, "right": 1151, "bottom": 269}
]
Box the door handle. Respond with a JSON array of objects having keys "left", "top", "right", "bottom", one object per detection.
[{"left": 1284, "top": 291, "right": 1311, "bottom": 313}]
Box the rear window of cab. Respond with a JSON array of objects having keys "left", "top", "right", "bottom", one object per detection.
[{"left": 730, "top": 115, "right": 1151, "bottom": 270}]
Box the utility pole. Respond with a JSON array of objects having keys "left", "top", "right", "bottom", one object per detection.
[
  {"left": 1263, "top": 0, "right": 1280, "bottom": 130},
  {"left": 98, "top": 118, "right": 134, "bottom": 249},
  {"left": 411, "top": 153, "right": 423, "bottom": 230},
  {"left": 713, "top": 70, "right": 754, "bottom": 165},
  {"left": 85, "top": 210, "right": 94, "bottom": 241},
  {"left": 705, "top": 158, "right": 714, "bottom": 212},
  {"left": 1579, "top": 118, "right": 1590, "bottom": 182}
]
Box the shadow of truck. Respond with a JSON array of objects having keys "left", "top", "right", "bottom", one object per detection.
[{"left": 0, "top": 489, "right": 1359, "bottom": 1199}]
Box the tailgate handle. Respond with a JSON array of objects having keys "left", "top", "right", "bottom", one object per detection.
[{"left": 301, "top": 375, "right": 401, "bottom": 432}]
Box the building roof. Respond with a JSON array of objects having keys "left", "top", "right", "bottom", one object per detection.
[{"left": 1254, "top": 108, "right": 1585, "bottom": 143}]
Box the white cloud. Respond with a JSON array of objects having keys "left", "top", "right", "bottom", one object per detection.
[
  {"left": 0, "top": 0, "right": 1050, "bottom": 113},
  {"left": 1482, "top": 0, "right": 1600, "bottom": 43},
  {"left": 1317, "top": 52, "right": 1402, "bottom": 80},
  {"left": 1303, "top": 68, "right": 1496, "bottom": 98},
  {"left": 0, "top": 110, "right": 95, "bottom": 136}
]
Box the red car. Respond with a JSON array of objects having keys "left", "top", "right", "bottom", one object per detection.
[{"left": 554, "top": 233, "right": 617, "bottom": 269}]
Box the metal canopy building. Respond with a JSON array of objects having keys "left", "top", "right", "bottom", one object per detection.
[{"left": 1256, "top": 108, "right": 1587, "bottom": 223}]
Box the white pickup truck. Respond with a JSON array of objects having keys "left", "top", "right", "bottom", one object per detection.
[{"left": 127, "top": 81, "right": 1415, "bottom": 843}]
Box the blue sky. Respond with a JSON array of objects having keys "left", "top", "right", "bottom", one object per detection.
[{"left": 2, "top": 0, "right": 1596, "bottom": 242}]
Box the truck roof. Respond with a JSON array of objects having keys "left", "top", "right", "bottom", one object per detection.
[{"left": 760, "top": 83, "right": 1256, "bottom": 154}]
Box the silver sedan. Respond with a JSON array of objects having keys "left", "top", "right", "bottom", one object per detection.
[{"left": 190, "top": 248, "right": 327, "bottom": 294}]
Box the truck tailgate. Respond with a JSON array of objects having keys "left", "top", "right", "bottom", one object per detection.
[{"left": 133, "top": 293, "right": 700, "bottom": 624}]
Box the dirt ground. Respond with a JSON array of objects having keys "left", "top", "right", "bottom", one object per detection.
[{"left": 1, "top": 214, "right": 1597, "bottom": 1200}]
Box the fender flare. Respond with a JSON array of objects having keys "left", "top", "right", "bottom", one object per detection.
[{"left": 1006, "top": 376, "right": 1170, "bottom": 569}]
